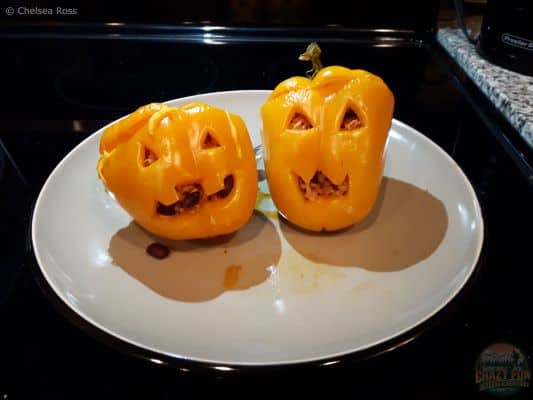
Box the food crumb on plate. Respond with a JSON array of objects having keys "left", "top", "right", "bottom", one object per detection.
[{"left": 224, "top": 265, "right": 242, "bottom": 289}]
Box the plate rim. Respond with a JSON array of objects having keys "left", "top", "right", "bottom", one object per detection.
[{"left": 30, "top": 89, "right": 485, "bottom": 367}]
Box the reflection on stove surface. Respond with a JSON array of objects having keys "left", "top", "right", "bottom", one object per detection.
[
  {"left": 0, "top": 142, "right": 5, "bottom": 186},
  {"left": 55, "top": 49, "right": 218, "bottom": 111}
]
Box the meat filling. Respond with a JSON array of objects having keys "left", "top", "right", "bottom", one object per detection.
[
  {"left": 156, "top": 175, "right": 234, "bottom": 215},
  {"left": 202, "top": 133, "right": 220, "bottom": 149},
  {"left": 156, "top": 183, "right": 203, "bottom": 216},
  {"left": 207, "top": 175, "right": 235, "bottom": 201},
  {"left": 288, "top": 113, "right": 312, "bottom": 130},
  {"left": 143, "top": 148, "right": 158, "bottom": 167},
  {"left": 297, "top": 171, "right": 348, "bottom": 200},
  {"left": 341, "top": 110, "right": 361, "bottom": 130}
]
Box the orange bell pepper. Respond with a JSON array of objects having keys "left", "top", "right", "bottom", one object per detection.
[
  {"left": 97, "top": 102, "right": 258, "bottom": 240},
  {"left": 261, "top": 63, "right": 394, "bottom": 231}
]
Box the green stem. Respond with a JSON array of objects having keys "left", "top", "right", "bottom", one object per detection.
[{"left": 298, "top": 42, "right": 323, "bottom": 79}]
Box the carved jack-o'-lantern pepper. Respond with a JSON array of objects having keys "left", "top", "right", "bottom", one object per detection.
[
  {"left": 97, "top": 102, "right": 258, "bottom": 240},
  {"left": 261, "top": 43, "right": 394, "bottom": 231}
]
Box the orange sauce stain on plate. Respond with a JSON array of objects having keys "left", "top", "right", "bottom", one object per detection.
[{"left": 224, "top": 265, "right": 242, "bottom": 289}]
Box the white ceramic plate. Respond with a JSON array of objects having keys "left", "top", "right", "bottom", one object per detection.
[{"left": 32, "top": 90, "right": 483, "bottom": 366}]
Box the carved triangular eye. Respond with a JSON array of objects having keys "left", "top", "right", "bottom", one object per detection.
[
  {"left": 288, "top": 113, "right": 313, "bottom": 130},
  {"left": 201, "top": 132, "right": 221, "bottom": 149},
  {"left": 340, "top": 109, "right": 362, "bottom": 130},
  {"left": 143, "top": 147, "right": 158, "bottom": 167}
]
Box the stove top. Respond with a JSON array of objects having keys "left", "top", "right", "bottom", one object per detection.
[{"left": 0, "top": 24, "right": 532, "bottom": 399}]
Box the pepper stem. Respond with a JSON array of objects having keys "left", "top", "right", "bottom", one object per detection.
[{"left": 298, "top": 42, "right": 323, "bottom": 79}]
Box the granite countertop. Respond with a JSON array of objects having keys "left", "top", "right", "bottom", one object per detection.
[{"left": 437, "top": 28, "right": 533, "bottom": 150}]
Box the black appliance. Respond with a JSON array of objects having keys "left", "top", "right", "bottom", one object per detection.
[
  {"left": 456, "top": 0, "right": 533, "bottom": 76},
  {"left": 478, "top": 0, "right": 533, "bottom": 76},
  {"left": 1, "top": 2, "right": 532, "bottom": 398}
]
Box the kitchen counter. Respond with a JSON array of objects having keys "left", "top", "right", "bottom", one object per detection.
[{"left": 437, "top": 28, "right": 533, "bottom": 150}]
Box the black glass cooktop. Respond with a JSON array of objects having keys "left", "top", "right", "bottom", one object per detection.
[{"left": 0, "top": 24, "right": 532, "bottom": 399}]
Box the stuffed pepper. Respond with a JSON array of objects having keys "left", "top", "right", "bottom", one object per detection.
[
  {"left": 260, "top": 43, "right": 394, "bottom": 231},
  {"left": 97, "top": 102, "right": 258, "bottom": 240}
]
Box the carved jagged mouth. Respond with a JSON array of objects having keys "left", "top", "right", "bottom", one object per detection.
[
  {"left": 296, "top": 171, "right": 349, "bottom": 201},
  {"left": 156, "top": 175, "right": 234, "bottom": 216}
]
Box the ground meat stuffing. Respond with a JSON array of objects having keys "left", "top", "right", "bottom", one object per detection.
[
  {"left": 156, "top": 175, "right": 234, "bottom": 215},
  {"left": 288, "top": 113, "right": 312, "bottom": 130},
  {"left": 341, "top": 110, "right": 361, "bottom": 130},
  {"left": 156, "top": 184, "right": 203, "bottom": 216},
  {"left": 207, "top": 175, "right": 234, "bottom": 201},
  {"left": 143, "top": 148, "right": 158, "bottom": 167},
  {"left": 202, "top": 132, "right": 220, "bottom": 148},
  {"left": 297, "top": 171, "right": 349, "bottom": 200}
]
